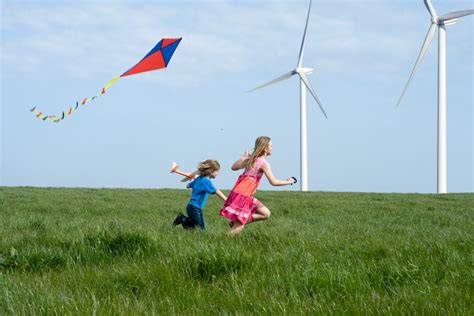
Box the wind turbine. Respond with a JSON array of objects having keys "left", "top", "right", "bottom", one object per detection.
[
  {"left": 249, "top": 0, "right": 327, "bottom": 192},
  {"left": 396, "top": 0, "right": 473, "bottom": 194}
]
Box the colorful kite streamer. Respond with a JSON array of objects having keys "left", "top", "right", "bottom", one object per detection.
[{"left": 30, "top": 37, "right": 182, "bottom": 123}]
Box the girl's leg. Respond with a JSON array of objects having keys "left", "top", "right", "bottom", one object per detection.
[
  {"left": 228, "top": 203, "right": 271, "bottom": 235},
  {"left": 229, "top": 220, "right": 245, "bottom": 235},
  {"left": 228, "top": 204, "right": 271, "bottom": 235},
  {"left": 249, "top": 204, "right": 271, "bottom": 223}
]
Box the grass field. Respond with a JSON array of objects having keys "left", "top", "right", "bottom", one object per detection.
[{"left": 0, "top": 187, "right": 473, "bottom": 314}]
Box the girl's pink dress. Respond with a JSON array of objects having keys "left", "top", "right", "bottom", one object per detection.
[{"left": 220, "top": 156, "right": 267, "bottom": 224}]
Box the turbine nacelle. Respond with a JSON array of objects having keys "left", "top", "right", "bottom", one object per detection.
[
  {"left": 439, "top": 18, "right": 458, "bottom": 26},
  {"left": 296, "top": 67, "right": 315, "bottom": 75},
  {"left": 431, "top": 16, "right": 459, "bottom": 26}
]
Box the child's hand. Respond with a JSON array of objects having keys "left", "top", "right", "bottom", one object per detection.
[{"left": 287, "top": 177, "right": 297, "bottom": 185}]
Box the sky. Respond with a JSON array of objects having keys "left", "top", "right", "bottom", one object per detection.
[{"left": 1, "top": 0, "right": 473, "bottom": 193}]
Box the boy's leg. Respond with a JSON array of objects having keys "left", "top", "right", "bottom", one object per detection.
[
  {"left": 195, "top": 209, "right": 206, "bottom": 230},
  {"left": 186, "top": 204, "right": 205, "bottom": 230},
  {"left": 182, "top": 215, "right": 195, "bottom": 229},
  {"left": 173, "top": 213, "right": 186, "bottom": 226},
  {"left": 183, "top": 204, "right": 197, "bottom": 229}
]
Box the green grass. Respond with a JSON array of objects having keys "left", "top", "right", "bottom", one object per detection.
[{"left": 0, "top": 187, "right": 473, "bottom": 314}]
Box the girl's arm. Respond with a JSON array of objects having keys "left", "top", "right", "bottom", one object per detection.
[
  {"left": 231, "top": 150, "right": 250, "bottom": 171},
  {"left": 261, "top": 162, "right": 296, "bottom": 186},
  {"left": 214, "top": 189, "right": 227, "bottom": 201}
]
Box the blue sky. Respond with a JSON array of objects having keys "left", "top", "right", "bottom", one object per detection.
[{"left": 1, "top": 0, "right": 472, "bottom": 193}]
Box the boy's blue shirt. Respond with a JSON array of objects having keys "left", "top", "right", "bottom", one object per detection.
[{"left": 187, "top": 176, "right": 216, "bottom": 209}]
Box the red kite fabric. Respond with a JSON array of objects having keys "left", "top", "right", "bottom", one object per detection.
[{"left": 30, "top": 37, "right": 182, "bottom": 123}]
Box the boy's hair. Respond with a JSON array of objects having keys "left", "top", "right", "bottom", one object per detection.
[
  {"left": 197, "top": 159, "right": 220, "bottom": 176},
  {"left": 246, "top": 136, "right": 271, "bottom": 168}
]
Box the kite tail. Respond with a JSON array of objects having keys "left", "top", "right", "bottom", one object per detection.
[
  {"left": 29, "top": 37, "right": 182, "bottom": 124},
  {"left": 30, "top": 76, "right": 121, "bottom": 123}
]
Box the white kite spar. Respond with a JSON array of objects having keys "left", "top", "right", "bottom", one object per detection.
[
  {"left": 249, "top": 0, "right": 327, "bottom": 192},
  {"left": 396, "top": 0, "right": 473, "bottom": 193}
]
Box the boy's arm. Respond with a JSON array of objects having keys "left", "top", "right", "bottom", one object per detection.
[
  {"left": 186, "top": 180, "right": 195, "bottom": 189},
  {"left": 214, "top": 189, "right": 227, "bottom": 201}
]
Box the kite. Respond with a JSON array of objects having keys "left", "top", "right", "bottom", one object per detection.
[{"left": 30, "top": 37, "right": 182, "bottom": 123}]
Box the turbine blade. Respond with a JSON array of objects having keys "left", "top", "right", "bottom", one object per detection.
[
  {"left": 297, "top": 0, "right": 313, "bottom": 68},
  {"left": 439, "top": 10, "right": 474, "bottom": 22},
  {"left": 248, "top": 70, "right": 296, "bottom": 92},
  {"left": 298, "top": 73, "right": 328, "bottom": 119},
  {"left": 396, "top": 23, "right": 436, "bottom": 109},
  {"left": 423, "top": 0, "right": 438, "bottom": 18}
]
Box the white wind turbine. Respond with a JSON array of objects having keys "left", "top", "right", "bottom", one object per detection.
[
  {"left": 249, "top": 0, "right": 327, "bottom": 192},
  {"left": 396, "top": 0, "right": 473, "bottom": 194}
]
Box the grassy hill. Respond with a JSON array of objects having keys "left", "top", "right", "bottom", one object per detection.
[{"left": 0, "top": 187, "right": 472, "bottom": 314}]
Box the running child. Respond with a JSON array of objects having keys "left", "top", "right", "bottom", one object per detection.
[
  {"left": 219, "top": 136, "right": 296, "bottom": 235},
  {"left": 173, "top": 159, "right": 227, "bottom": 230}
]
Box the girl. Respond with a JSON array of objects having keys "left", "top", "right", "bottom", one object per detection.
[
  {"left": 220, "top": 136, "right": 296, "bottom": 235},
  {"left": 173, "top": 159, "right": 227, "bottom": 230}
]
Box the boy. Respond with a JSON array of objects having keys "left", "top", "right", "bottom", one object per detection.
[{"left": 173, "top": 159, "right": 226, "bottom": 230}]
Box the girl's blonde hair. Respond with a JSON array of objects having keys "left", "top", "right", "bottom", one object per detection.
[
  {"left": 246, "top": 136, "right": 271, "bottom": 168},
  {"left": 197, "top": 159, "right": 220, "bottom": 176}
]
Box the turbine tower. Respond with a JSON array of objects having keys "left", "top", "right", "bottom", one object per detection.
[
  {"left": 396, "top": 0, "right": 473, "bottom": 194},
  {"left": 249, "top": 0, "right": 327, "bottom": 192}
]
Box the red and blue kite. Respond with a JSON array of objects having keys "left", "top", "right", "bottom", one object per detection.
[{"left": 30, "top": 37, "right": 182, "bottom": 123}]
